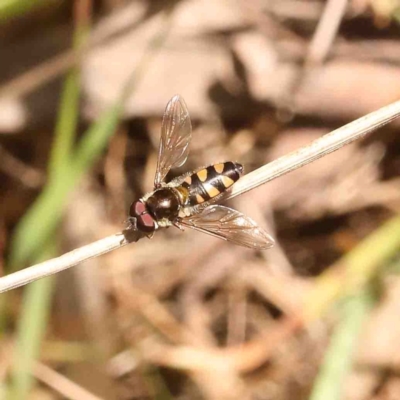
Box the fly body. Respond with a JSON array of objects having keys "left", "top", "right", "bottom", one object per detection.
[{"left": 128, "top": 95, "right": 274, "bottom": 250}]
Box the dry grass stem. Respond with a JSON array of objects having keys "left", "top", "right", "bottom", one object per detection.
[
  {"left": 305, "top": 0, "right": 349, "bottom": 66},
  {"left": 0, "top": 51, "right": 79, "bottom": 100},
  {"left": 33, "top": 362, "right": 104, "bottom": 400},
  {"left": 0, "top": 2, "right": 147, "bottom": 100},
  {"left": 0, "top": 232, "right": 136, "bottom": 293},
  {"left": 225, "top": 99, "right": 400, "bottom": 201},
  {"left": 0, "top": 145, "right": 45, "bottom": 188},
  {"left": 140, "top": 315, "right": 303, "bottom": 372},
  {"left": 0, "top": 98, "right": 399, "bottom": 294}
]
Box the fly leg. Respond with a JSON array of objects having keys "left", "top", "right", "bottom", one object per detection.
[
  {"left": 173, "top": 219, "right": 185, "bottom": 231},
  {"left": 126, "top": 216, "right": 138, "bottom": 231}
]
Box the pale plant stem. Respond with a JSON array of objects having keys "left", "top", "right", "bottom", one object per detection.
[
  {"left": 33, "top": 362, "right": 104, "bottom": 400},
  {"left": 305, "top": 0, "right": 349, "bottom": 66},
  {"left": 0, "top": 233, "right": 131, "bottom": 293},
  {"left": 225, "top": 99, "right": 400, "bottom": 200},
  {"left": 1, "top": 99, "right": 400, "bottom": 294}
]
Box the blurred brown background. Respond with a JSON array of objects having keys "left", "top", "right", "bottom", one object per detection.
[{"left": 1, "top": 0, "right": 400, "bottom": 399}]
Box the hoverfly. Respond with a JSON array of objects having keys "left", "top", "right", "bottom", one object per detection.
[{"left": 128, "top": 95, "right": 274, "bottom": 250}]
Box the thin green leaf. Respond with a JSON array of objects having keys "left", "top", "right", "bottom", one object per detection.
[
  {"left": 5, "top": 13, "right": 173, "bottom": 399},
  {"left": 7, "top": 21, "right": 86, "bottom": 400},
  {"left": 8, "top": 270, "right": 56, "bottom": 400},
  {"left": 304, "top": 216, "right": 400, "bottom": 320},
  {"left": 308, "top": 289, "right": 375, "bottom": 400},
  {"left": 8, "top": 11, "right": 172, "bottom": 269},
  {"left": 8, "top": 101, "right": 122, "bottom": 268},
  {"left": 48, "top": 69, "right": 81, "bottom": 178},
  {"left": 0, "top": 0, "right": 60, "bottom": 21}
]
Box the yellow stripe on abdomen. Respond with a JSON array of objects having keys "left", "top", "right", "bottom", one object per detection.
[
  {"left": 204, "top": 184, "right": 220, "bottom": 198},
  {"left": 221, "top": 175, "right": 234, "bottom": 188},
  {"left": 214, "top": 163, "right": 224, "bottom": 173},
  {"left": 197, "top": 169, "right": 208, "bottom": 182}
]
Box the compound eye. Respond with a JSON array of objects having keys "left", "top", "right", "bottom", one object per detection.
[
  {"left": 130, "top": 200, "right": 147, "bottom": 217},
  {"left": 137, "top": 213, "right": 156, "bottom": 233}
]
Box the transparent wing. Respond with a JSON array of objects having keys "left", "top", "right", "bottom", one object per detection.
[
  {"left": 154, "top": 95, "right": 192, "bottom": 187},
  {"left": 180, "top": 205, "right": 275, "bottom": 250}
]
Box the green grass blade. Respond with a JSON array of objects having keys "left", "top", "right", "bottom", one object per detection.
[
  {"left": 8, "top": 273, "right": 56, "bottom": 400},
  {"left": 0, "top": 0, "right": 61, "bottom": 22},
  {"left": 49, "top": 18, "right": 89, "bottom": 179},
  {"left": 48, "top": 69, "right": 81, "bottom": 178},
  {"left": 7, "top": 16, "right": 86, "bottom": 398},
  {"left": 308, "top": 289, "right": 375, "bottom": 400},
  {"left": 304, "top": 215, "right": 400, "bottom": 321},
  {"left": 8, "top": 12, "right": 173, "bottom": 269},
  {"left": 5, "top": 13, "right": 173, "bottom": 399},
  {"left": 8, "top": 101, "right": 122, "bottom": 268}
]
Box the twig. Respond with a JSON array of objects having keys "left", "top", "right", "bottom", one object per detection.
[
  {"left": 0, "top": 145, "right": 45, "bottom": 188},
  {"left": 33, "top": 362, "right": 104, "bottom": 400},
  {"left": 1, "top": 99, "right": 400, "bottom": 293},
  {"left": 305, "top": 0, "right": 349, "bottom": 67},
  {"left": 239, "top": 0, "right": 305, "bottom": 44},
  {"left": 0, "top": 2, "right": 147, "bottom": 99},
  {"left": 225, "top": 99, "right": 400, "bottom": 200},
  {"left": 0, "top": 232, "right": 141, "bottom": 293},
  {"left": 0, "top": 50, "right": 78, "bottom": 100},
  {"left": 139, "top": 314, "right": 302, "bottom": 372},
  {"left": 280, "top": 0, "right": 348, "bottom": 111},
  {"left": 140, "top": 215, "right": 400, "bottom": 373}
]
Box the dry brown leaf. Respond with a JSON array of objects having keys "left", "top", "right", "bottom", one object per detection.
[
  {"left": 344, "top": 370, "right": 380, "bottom": 400},
  {"left": 232, "top": 30, "right": 292, "bottom": 101},
  {"left": 83, "top": 1, "right": 244, "bottom": 119},
  {"left": 233, "top": 33, "right": 400, "bottom": 122},
  {"left": 294, "top": 62, "right": 400, "bottom": 121}
]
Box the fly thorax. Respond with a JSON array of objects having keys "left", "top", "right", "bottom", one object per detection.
[{"left": 146, "top": 188, "right": 181, "bottom": 222}]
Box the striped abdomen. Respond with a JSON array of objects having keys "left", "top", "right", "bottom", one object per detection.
[{"left": 181, "top": 162, "right": 243, "bottom": 205}]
